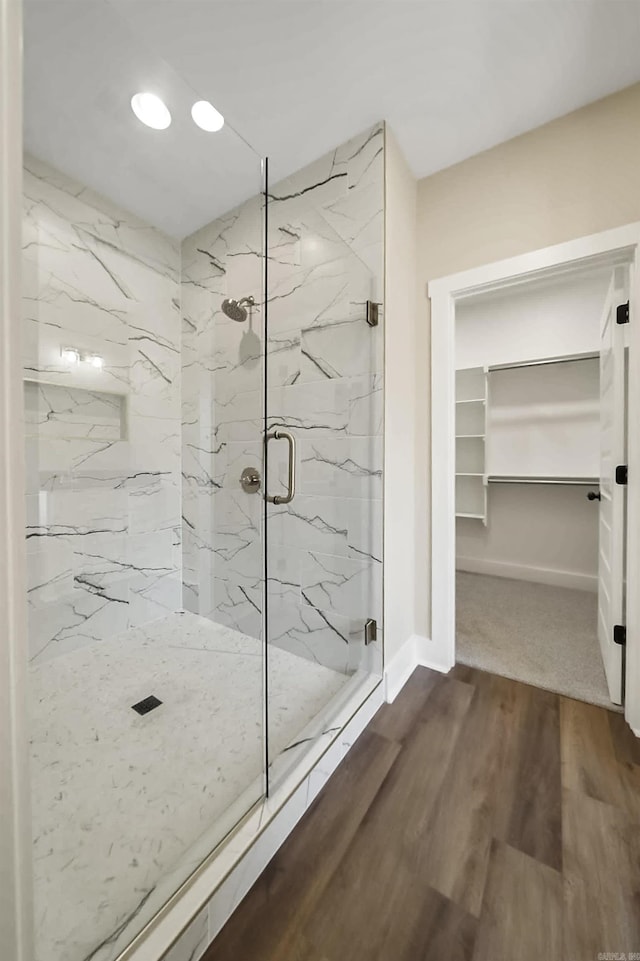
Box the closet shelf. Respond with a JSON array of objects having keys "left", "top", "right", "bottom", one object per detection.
[
  {"left": 487, "top": 474, "right": 599, "bottom": 486},
  {"left": 488, "top": 351, "right": 598, "bottom": 373},
  {"left": 455, "top": 365, "right": 488, "bottom": 525}
]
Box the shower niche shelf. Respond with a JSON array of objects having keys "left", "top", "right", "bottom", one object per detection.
[{"left": 23, "top": 379, "right": 127, "bottom": 442}]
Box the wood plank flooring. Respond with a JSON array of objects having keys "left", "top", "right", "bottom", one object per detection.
[{"left": 202, "top": 666, "right": 640, "bottom": 961}]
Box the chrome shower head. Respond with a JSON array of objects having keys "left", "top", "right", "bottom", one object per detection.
[{"left": 222, "top": 295, "right": 255, "bottom": 323}]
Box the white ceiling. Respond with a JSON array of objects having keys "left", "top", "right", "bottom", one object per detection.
[{"left": 24, "top": 0, "right": 640, "bottom": 238}]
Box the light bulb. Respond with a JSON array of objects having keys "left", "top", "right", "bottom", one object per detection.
[
  {"left": 191, "top": 100, "right": 224, "bottom": 133},
  {"left": 131, "top": 92, "right": 171, "bottom": 130},
  {"left": 61, "top": 347, "right": 79, "bottom": 366}
]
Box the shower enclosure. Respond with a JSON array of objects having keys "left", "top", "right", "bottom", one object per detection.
[{"left": 21, "top": 3, "right": 384, "bottom": 960}]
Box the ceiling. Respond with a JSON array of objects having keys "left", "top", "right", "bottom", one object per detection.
[{"left": 24, "top": 0, "right": 640, "bottom": 238}]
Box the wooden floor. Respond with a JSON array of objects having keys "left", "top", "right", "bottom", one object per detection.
[{"left": 203, "top": 665, "right": 640, "bottom": 961}]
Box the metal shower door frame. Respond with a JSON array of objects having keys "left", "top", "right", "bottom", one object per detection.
[{"left": 0, "top": 0, "right": 34, "bottom": 957}]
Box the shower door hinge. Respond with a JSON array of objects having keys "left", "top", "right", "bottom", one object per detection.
[
  {"left": 364, "top": 618, "right": 378, "bottom": 645},
  {"left": 616, "top": 301, "right": 630, "bottom": 325},
  {"left": 613, "top": 624, "right": 627, "bottom": 646},
  {"left": 616, "top": 465, "right": 628, "bottom": 486},
  {"left": 366, "top": 301, "right": 379, "bottom": 328}
]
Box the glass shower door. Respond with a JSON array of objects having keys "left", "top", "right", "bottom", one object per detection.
[
  {"left": 23, "top": 4, "right": 268, "bottom": 959},
  {"left": 263, "top": 124, "right": 385, "bottom": 784}
]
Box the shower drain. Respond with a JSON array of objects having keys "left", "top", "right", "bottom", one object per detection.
[{"left": 131, "top": 695, "right": 163, "bottom": 716}]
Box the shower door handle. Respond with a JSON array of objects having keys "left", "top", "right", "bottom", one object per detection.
[{"left": 265, "top": 428, "right": 296, "bottom": 504}]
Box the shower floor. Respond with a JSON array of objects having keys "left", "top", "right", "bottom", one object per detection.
[{"left": 30, "top": 611, "right": 348, "bottom": 961}]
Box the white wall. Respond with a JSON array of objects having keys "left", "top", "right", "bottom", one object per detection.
[
  {"left": 455, "top": 267, "right": 609, "bottom": 369},
  {"left": 418, "top": 83, "right": 640, "bottom": 640},
  {"left": 457, "top": 486, "right": 599, "bottom": 591},
  {"left": 487, "top": 360, "right": 600, "bottom": 478},
  {"left": 383, "top": 126, "right": 424, "bottom": 660},
  {"left": 455, "top": 270, "right": 608, "bottom": 591}
]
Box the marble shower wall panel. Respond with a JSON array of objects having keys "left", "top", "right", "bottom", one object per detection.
[
  {"left": 181, "top": 124, "right": 384, "bottom": 673},
  {"left": 23, "top": 155, "right": 182, "bottom": 664},
  {"left": 264, "top": 123, "right": 384, "bottom": 674},
  {"left": 181, "top": 193, "right": 264, "bottom": 638}
]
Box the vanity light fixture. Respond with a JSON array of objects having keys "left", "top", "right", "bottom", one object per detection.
[
  {"left": 60, "top": 347, "right": 80, "bottom": 366},
  {"left": 191, "top": 100, "right": 224, "bottom": 132},
  {"left": 131, "top": 92, "right": 171, "bottom": 130},
  {"left": 60, "top": 347, "right": 104, "bottom": 369}
]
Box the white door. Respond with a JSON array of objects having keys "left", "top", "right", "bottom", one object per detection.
[{"left": 598, "top": 270, "right": 628, "bottom": 704}]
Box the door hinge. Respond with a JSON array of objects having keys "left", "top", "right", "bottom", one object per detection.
[
  {"left": 364, "top": 618, "right": 377, "bottom": 645},
  {"left": 613, "top": 624, "right": 627, "bottom": 646},
  {"left": 616, "top": 465, "right": 628, "bottom": 485},
  {"left": 616, "top": 301, "right": 630, "bottom": 325},
  {"left": 365, "top": 300, "right": 379, "bottom": 328}
]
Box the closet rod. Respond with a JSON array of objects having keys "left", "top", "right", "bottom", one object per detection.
[
  {"left": 489, "top": 351, "right": 598, "bottom": 373},
  {"left": 487, "top": 475, "right": 599, "bottom": 486}
]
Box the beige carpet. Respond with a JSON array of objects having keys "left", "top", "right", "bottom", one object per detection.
[{"left": 456, "top": 571, "right": 617, "bottom": 710}]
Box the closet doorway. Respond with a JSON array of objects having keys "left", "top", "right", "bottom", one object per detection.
[{"left": 429, "top": 225, "right": 640, "bottom": 730}]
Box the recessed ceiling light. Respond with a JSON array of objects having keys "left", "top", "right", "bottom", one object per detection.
[
  {"left": 131, "top": 92, "right": 171, "bottom": 130},
  {"left": 191, "top": 100, "right": 224, "bottom": 133}
]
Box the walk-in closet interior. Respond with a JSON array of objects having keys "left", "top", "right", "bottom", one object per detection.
[
  {"left": 455, "top": 260, "right": 628, "bottom": 709},
  {"left": 23, "top": 4, "right": 384, "bottom": 960}
]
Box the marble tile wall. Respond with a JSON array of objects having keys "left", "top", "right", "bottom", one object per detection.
[
  {"left": 23, "top": 155, "right": 182, "bottom": 664},
  {"left": 181, "top": 123, "right": 384, "bottom": 675}
]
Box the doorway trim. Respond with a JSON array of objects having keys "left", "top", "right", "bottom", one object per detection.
[{"left": 428, "top": 223, "right": 640, "bottom": 733}]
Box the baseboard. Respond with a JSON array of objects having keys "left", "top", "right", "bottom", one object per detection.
[
  {"left": 456, "top": 556, "right": 597, "bottom": 593},
  {"left": 384, "top": 634, "right": 453, "bottom": 703},
  {"left": 413, "top": 634, "right": 455, "bottom": 674},
  {"left": 384, "top": 635, "right": 418, "bottom": 703}
]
